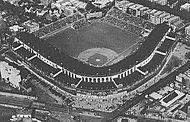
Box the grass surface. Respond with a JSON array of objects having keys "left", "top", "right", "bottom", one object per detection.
[{"left": 45, "top": 22, "right": 141, "bottom": 59}]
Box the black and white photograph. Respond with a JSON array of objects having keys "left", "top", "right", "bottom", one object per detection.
[{"left": 0, "top": 0, "right": 190, "bottom": 122}]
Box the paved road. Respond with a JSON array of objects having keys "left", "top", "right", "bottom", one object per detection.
[
  {"left": 0, "top": 95, "right": 31, "bottom": 108},
  {"left": 102, "top": 61, "right": 190, "bottom": 122}
]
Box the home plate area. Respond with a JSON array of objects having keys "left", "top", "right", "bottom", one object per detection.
[{"left": 78, "top": 48, "right": 118, "bottom": 67}]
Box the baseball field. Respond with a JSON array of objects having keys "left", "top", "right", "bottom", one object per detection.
[{"left": 44, "top": 22, "right": 142, "bottom": 66}]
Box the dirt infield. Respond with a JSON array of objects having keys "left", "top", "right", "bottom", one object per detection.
[
  {"left": 45, "top": 21, "right": 141, "bottom": 65},
  {"left": 78, "top": 48, "right": 118, "bottom": 67}
]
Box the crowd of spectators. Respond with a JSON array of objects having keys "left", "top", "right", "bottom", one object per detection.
[
  {"left": 107, "top": 7, "right": 155, "bottom": 31},
  {"left": 72, "top": 90, "right": 136, "bottom": 112},
  {"left": 33, "top": 13, "right": 84, "bottom": 38},
  {"left": 103, "top": 15, "right": 143, "bottom": 36},
  {"left": 142, "top": 21, "right": 155, "bottom": 31}
]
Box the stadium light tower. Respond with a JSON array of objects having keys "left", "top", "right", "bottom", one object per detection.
[{"left": 109, "top": 68, "right": 111, "bottom": 75}]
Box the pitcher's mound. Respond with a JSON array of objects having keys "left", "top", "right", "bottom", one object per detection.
[{"left": 78, "top": 48, "right": 118, "bottom": 67}]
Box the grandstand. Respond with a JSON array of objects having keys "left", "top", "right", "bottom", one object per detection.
[
  {"left": 14, "top": 47, "right": 35, "bottom": 60},
  {"left": 114, "top": 71, "right": 144, "bottom": 87},
  {"left": 54, "top": 72, "right": 81, "bottom": 87},
  {"left": 107, "top": 7, "right": 155, "bottom": 31},
  {"left": 29, "top": 57, "right": 60, "bottom": 75},
  {"left": 33, "top": 13, "right": 84, "bottom": 38},
  {"left": 13, "top": 22, "right": 172, "bottom": 94},
  {"left": 77, "top": 78, "right": 117, "bottom": 90},
  {"left": 157, "top": 38, "right": 176, "bottom": 53},
  {"left": 138, "top": 53, "right": 165, "bottom": 73},
  {"left": 116, "top": 0, "right": 185, "bottom": 32}
]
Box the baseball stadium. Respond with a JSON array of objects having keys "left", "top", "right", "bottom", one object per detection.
[{"left": 12, "top": 6, "right": 177, "bottom": 100}]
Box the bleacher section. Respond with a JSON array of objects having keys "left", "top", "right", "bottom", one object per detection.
[
  {"left": 107, "top": 7, "right": 155, "bottom": 31},
  {"left": 33, "top": 13, "right": 84, "bottom": 38},
  {"left": 103, "top": 15, "right": 143, "bottom": 36},
  {"left": 116, "top": 0, "right": 185, "bottom": 31}
]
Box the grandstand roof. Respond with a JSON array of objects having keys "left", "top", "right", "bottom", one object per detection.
[{"left": 15, "top": 22, "right": 170, "bottom": 77}]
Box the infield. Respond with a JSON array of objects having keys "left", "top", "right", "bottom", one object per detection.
[{"left": 44, "top": 21, "right": 142, "bottom": 66}]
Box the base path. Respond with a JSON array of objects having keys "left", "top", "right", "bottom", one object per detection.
[{"left": 78, "top": 48, "right": 118, "bottom": 67}]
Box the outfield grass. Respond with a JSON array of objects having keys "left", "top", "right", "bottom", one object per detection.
[{"left": 45, "top": 22, "right": 141, "bottom": 58}]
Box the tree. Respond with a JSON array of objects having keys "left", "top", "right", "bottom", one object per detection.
[
  {"left": 162, "top": 56, "right": 182, "bottom": 74},
  {"left": 185, "top": 52, "right": 190, "bottom": 59}
]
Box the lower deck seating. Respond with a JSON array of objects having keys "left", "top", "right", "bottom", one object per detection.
[
  {"left": 114, "top": 71, "right": 144, "bottom": 87},
  {"left": 55, "top": 72, "right": 81, "bottom": 86},
  {"left": 77, "top": 79, "right": 117, "bottom": 90},
  {"left": 29, "top": 57, "right": 59, "bottom": 75}
]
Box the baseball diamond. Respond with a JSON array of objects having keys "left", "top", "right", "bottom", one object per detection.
[
  {"left": 44, "top": 21, "right": 142, "bottom": 66},
  {"left": 78, "top": 48, "right": 118, "bottom": 67}
]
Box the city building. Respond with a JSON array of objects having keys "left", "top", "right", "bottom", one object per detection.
[
  {"left": 22, "top": 20, "right": 39, "bottom": 33},
  {"left": 180, "top": 3, "right": 190, "bottom": 12},
  {"left": 9, "top": 25, "right": 23, "bottom": 33},
  {"left": 0, "top": 61, "right": 21, "bottom": 89},
  {"left": 3, "top": 0, "right": 21, "bottom": 5},
  {"left": 157, "top": 0, "right": 167, "bottom": 6},
  {"left": 63, "top": 6, "right": 76, "bottom": 16},
  {"left": 187, "top": 106, "right": 190, "bottom": 121},
  {"left": 159, "top": 12, "right": 170, "bottom": 24},
  {"left": 39, "top": 0, "right": 54, "bottom": 7},
  {"left": 160, "top": 90, "right": 185, "bottom": 108},
  {"left": 86, "top": 12, "right": 103, "bottom": 19},
  {"left": 92, "top": 0, "right": 114, "bottom": 9},
  {"left": 185, "top": 25, "right": 190, "bottom": 37}
]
